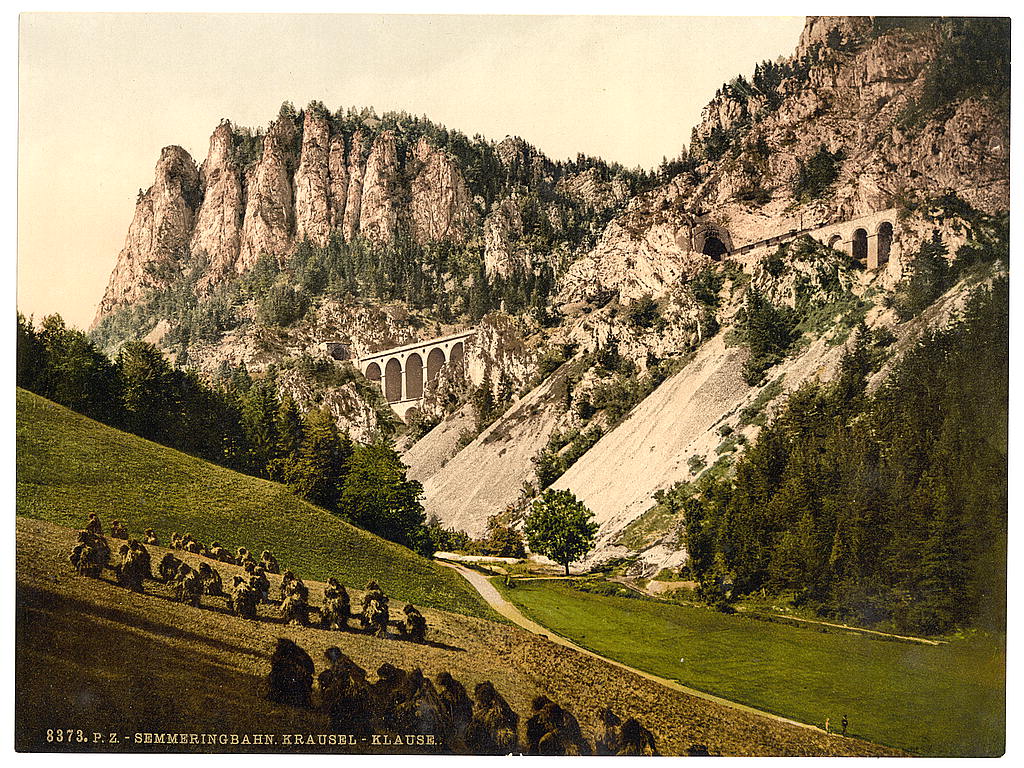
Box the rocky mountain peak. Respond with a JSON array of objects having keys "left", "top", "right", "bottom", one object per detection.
[
  {"left": 293, "top": 108, "right": 333, "bottom": 247},
  {"left": 237, "top": 113, "right": 299, "bottom": 271},
  {"left": 92, "top": 145, "right": 200, "bottom": 326},
  {"left": 409, "top": 136, "right": 475, "bottom": 244}
]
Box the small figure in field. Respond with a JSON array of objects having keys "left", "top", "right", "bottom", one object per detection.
[
  {"left": 237, "top": 547, "right": 256, "bottom": 569},
  {"left": 402, "top": 603, "right": 427, "bottom": 643},
  {"left": 228, "top": 575, "right": 258, "bottom": 619},
  {"left": 260, "top": 549, "right": 280, "bottom": 574},
  {"left": 170, "top": 532, "right": 183, "bottom": 550},
  {"left": 465, "top": 680, "right": 519, "bottom": 755},
  {"left": 435, "top": 671, "right": 474, "bottom": 751},
  {"left": 360, "top": 580, "right": 390, "bottom": 638},
  {"left": 208, "top": 541, "right": 235, "bottom": 564},
  {"left": 371, "top": 662, "right": 410, "bottom": 727},
  {"left": 110, "top": 520, "right": 129, "bottom": 540},
  {"left": 618, "top": 717, "right": 658, "bottom": 755},
  {"left": 85, "top": 513, "right": 103, "bottom": 536},
  {"left": 318, "top": 647, "right": 374, "bottom": 737},
  {"left": 842, "top": 714, "right": 848, "bottom": 737},
  {"left": 390, "top": 668, "right": 448, "bottom": 738},
  {"left": 825, "top": 718, "right": 831, "bottom": 734},
  {"left": 158, "top": 552, "right": 184, "bottom": 582},
  {"left": 526, "top": 695, "right": 590, "bottom": 755},
  {"left": 197, "top": 562, "right": 223, "bottom": 596},
  {"left": 115, "top": 539, "right": 151, "bottom": 592},
  {"left": 266, "top": 638, "right": 314, "bottom": 708},
  {"left": 320, "top": 578, "right": 350, "bottom": 630},
  {"left": 248, "top": 563, "right": 271, "bottom": 604},
  {"left": 70, "top": 530, "right": 109, "bottom": 578},
  {"left": 278, "top": 569, "right": 294, "bottom": 600},
  {"left": 251, "top": 565, "right": 272, "bottom": 606},
  {"left": 280, "top": 571, "right": 310, "bottom": 625},
  {"left": 143, "top": 528, "right": 159, "bottom": 546},
  {"left": 175, "top": 563, "right": 202, "bottom": 606}
]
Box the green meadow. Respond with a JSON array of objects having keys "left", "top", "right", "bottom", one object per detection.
[
  {"left": 16, "top": 388, "right": 497, "bottom": 621},
  {"left": 494, "top": 579, "right": 1004, "bottom": 756}
]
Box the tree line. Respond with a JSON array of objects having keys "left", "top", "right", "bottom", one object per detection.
[
  {"left": 17, "top": 315, "right": 432, "bottom": 555},
  {"left": 680, "top": 276, "right": 1007, "bottom": 635}
]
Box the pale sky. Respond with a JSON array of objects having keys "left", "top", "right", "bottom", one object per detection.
[{"left": 17, "top": 14, "right": 806, "bottom": 330}]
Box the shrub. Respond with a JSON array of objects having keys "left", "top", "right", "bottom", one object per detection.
[
  {"left": 793, "top": 145, "right": 844, "bottom": 202},
  {"left": 258, "top": 284, "right": 309, "bottom": 326},
  {"left": 625, "top": 294, "right": 661, "bottom": 329}
]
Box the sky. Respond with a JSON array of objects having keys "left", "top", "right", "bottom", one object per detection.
[{"left": 17, "top": 13, "right": 807, "bottom": 330}]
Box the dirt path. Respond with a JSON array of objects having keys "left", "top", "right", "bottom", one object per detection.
[
  {"left": 441, "top": 563, "right": 826, "bottom": 735},
  {"left": 757, "top": 613, "right": 945, "bottom": 645}
]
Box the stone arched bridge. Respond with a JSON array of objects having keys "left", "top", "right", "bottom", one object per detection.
[
  {"left": 358, "top": 329, "right": 475, "bottom": 420},
  {"left": 727, "top": 208, "right": 900, "bottom": 270}
]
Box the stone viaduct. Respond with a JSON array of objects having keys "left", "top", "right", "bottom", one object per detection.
[
  {"left": 350, "top": 210, "right": 897, "bottom": 421},
  {"left": 357, "top": 329, "right": 475, "bottom": 420},
  {"left": 709, "top": 208, "right": 900, "bottom": 271}
]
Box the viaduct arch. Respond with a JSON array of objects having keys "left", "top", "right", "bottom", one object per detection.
[
  {"left": 726, "top": 208, "right": 899, "bottom": 271},
  {"left": 357, "top": 329, "right": 475, "bottom": 420},
  {"left": 816, "top": 210, "right": 898, "bottom": 270}
]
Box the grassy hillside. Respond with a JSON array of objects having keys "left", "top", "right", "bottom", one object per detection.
[
  {"left": 494, "top": 580, "right": 1004, "bottom": 757},
  {"left": 15, "top": 518, "right": 898, "bottom": 755},
  {"left": 15, "top": 388, "right": 496, "bottom": 621}
]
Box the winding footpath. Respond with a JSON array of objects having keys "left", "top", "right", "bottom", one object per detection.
[{"left": 441, "top": 562, "right": 825, "bottom": 735}]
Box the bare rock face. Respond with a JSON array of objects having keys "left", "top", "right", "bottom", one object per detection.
[
  {"left": 94, "top": 146, "right": 200, "bottom": 324},
  {"left": 342, "top": 131, "right": 367, "bottom": 242},
  {"left": 556, "top": 167, "right": 630, "bottom": 213},
  {"left": 409, "top": 137, "right": 475, "bottom": 244},
  {"left": 191, "top": 122, "right": 244, "bottom": 287},
  {"left": 293, "top": 109, "right": 332, "bottom": 247},
  {"left": 358, "top": 130, "right": 401, "bottom": 243},
  {"left": 797, "top": 15, "right": 872, "bottom": 54},
  {"left": 327, "top": 134, "right": 349, "bottom": 232},
  {"left": 238, "top": 115, "right": 297, "bottom": 271},
  {"left": 276, "top": 367, "right": 383, "bottom": 444},
  {"left": 483, "top": 196, "right": 530, "bottom": 279},
  {"left": 557, "top": 218, "right": 709, "bottom": 305},
  {"left": 465, "top": 312, "right": 535, "bottom": 393}
]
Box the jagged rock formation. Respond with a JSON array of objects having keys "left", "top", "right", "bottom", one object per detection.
[
  {"left": 94, "top": 146, "right": 200, "bottom": 322},
  {"left": 239, "top": 114, "right": 297, "bottom": 271},
  {"left": 293, "top": 109, "right": 333, "bottom": 247},
  {"left": 327, "top": 134, "right": 349, "bottom": 231},
  {"left": 483, "top": 196, "right": 529, "bottom": 279},
  {"left": 358, "top": 130, "right": 401, "bottom": 242},
  {"left": 191, "top": 122, "right": 244, "bottom": 288},
  {"left": 410, "top": 137, "right": 475, "bottom": 244},
  {"left": 558, "top": 217, "right": 711, "bottom": 305},
  {"left": 342, "top": 130, "right": 368, "bottom": 242}
]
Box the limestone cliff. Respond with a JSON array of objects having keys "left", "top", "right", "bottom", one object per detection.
[
  {"left": 358, "top": 130, "right": 401, "bottom": 243},
  {"left": 238, "top": 114, "right": 298, "bottom": 272},
  {"left": 293, "top": 109, "right": 333, "bottom": 247},
  {"left": 410, "top": 137, "right": 475, "bottom": 244},
  {"left": 327, "top": 135, "right": 349, "bottom": 232},
  {"left": 342, "top": 130, "right": 368, "bottom": 242},
  {"left": 483, "top": 196, "right": 529, "bottom": 279},
  {"left": 190, "top": 122, "right": 244, "bottom": 287},
  {"left": 560, "top": 17, "right": 1008, "bottom": 307},
  {"left": 94, "top": 146, "right": 199, "bottom": 323}
]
